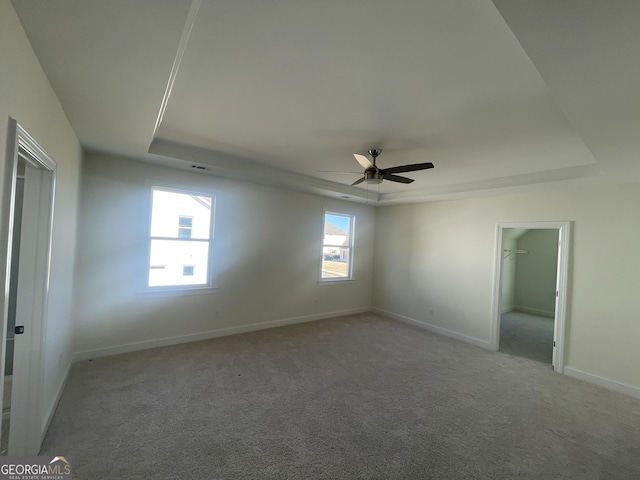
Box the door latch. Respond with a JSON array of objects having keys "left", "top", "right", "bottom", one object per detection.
[{"left": 14, "top": 325, "right": 24, "bottom": 335}]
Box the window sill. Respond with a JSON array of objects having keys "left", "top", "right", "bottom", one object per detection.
[
  {"left": 137, "top": 286, "right": 218, "bottom": 299},
  {"left": 318, "top": 279, "right": 355, "bottom": 285}
]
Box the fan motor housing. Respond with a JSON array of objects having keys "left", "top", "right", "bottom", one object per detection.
[{"left": 364, "top": 169, "right": 383, "bottom": 184}]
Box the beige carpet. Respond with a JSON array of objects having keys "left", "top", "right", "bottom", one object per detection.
[{"left": 41, "top": 313, "right": 640, "bottom": 479}]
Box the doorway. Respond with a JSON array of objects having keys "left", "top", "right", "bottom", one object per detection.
[
  {"left": 0, "top": 120, "right": 56, "bottom": 455},
  {"left": 500, "top": 228, "right": 558, "bottom": 363},
  {"left": 491, "top": 222, "right": 570, "bottom": 372}
]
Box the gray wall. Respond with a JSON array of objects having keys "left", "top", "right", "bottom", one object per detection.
[
  {"left": 500, "top": 228, "right": 527, "bottom": 313},
  {"left": 514, "top": 229, "right": 559, "bottom": 317},
  {"left": 373, "top": 183, "right": 640, "bottom": 393},
  {"left": 72, "top": 153, "right": 375, "bottom": 357},
  {"left": 0, "top": 0, "right": 83, "bottom": 434}
]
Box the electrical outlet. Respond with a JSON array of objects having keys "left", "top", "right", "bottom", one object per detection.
[
  {"left": 428, "top": 308, "right": 434, "bottom": 317},
  {"left": 214, "top": 311, "right": 220, "bottom": 318}
]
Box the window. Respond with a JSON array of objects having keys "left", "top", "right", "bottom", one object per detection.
[
  {"left": 178, "top": 216, "right": 193, "bottom": 239},
  {"left": 320, "top": 212, "right": 355, "bottom": 280},
  {"left": 182, "top": 265, "right": 195, "bottom": 276},
  {"left": 148, "top": 187, "right": 214, "bottom": 289}
]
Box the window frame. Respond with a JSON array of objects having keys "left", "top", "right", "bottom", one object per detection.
[
  {"left": 139, "top": 184, "right": 217, "bottom": 297},
  {"left": 319, "top": 210, "right": 356, "bottom": 283}
]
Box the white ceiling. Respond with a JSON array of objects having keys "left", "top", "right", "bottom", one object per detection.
[{"left": 11, "top": 0, "right": 640, "bottom": 204}]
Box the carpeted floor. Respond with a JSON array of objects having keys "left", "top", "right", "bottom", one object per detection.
[
  {"left": 41, "top": 313, "right": 640, "bottom": 479},
  {"left": 499, "top": 311, "right": 554, "bottom": 364}
]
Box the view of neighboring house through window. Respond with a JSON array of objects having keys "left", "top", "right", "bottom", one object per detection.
[
  {"left": 148, "top": 187, "right": 214, "bottom": 288},
  {"left": 321, "top": 212, "right": 354, "bottom": 280}
]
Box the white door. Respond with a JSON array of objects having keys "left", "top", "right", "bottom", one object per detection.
[
  {"left": 9, "top": 162, "right": 54, "bottom": 454},
  {"left": 0, "top": 121, "right": 56, "bottom": 455}
]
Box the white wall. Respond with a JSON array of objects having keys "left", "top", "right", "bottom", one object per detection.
[
  {"left": 73, "top": 153, "right": 375, "bottom": 357},
  {"left": 514, "top": 229, "right": 558, "bottom": 317},
  {"left": 0, "top": 0, "right": 82, "bottom": 434},
  {"left": 373, "top": 183, "right": 640, "bottom": 392}
]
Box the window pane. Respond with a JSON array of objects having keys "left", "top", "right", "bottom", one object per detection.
[
  {"left": 323, "top": 214, "right": 350, "bottom": 247},
  {"left": 149, "top": 239, "right": 209, "bottom": 286},
  {"left": 321, "top": 247, "right": 350, "bottom": 278},
  {"left": 150, "top": 189, "right": 211, "bottom": 239}
]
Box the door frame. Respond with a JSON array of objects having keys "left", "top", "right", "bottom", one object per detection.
[
  {"left": 0, "top": 118, "right": 56, "bottom": 454},
  {"left": 490, "top": 221, "right": 571, "bottom": 372}
]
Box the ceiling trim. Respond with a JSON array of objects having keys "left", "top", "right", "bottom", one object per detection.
[
  {"left": 379, "top": 163, "right": 603, "bottom": 205},
  {"left": 151, "top": 0, "right": 202, "bottom": 141},
  {"left": 149, "top": 138, "right": 605, "bottom": 206},
  {"left": 148, "top": 138, "right": 381, "bottom": 204}
]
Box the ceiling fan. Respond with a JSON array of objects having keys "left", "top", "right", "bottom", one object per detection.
[{"left": 351, "top": 149, "right": 434, "bottom": 185}]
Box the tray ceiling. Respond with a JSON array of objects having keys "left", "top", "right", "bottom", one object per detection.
[{"left": 12, "top": 0, "right": 639, "bottom": 203}]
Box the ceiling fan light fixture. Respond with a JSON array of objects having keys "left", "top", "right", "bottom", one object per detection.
[
  {"left": 364, "top": 170, "right": 383, "bottom": 184},
  {"left": 350, "top": 149, "right": 434, "bottom": 186}
]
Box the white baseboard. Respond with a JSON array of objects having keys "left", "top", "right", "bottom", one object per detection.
[
  {"left": 500, "top": 306, "right": 514, "bottom": 314},
  {"left": 375, "top": 309, "right": 640, "bottom": 400},
  {"left": 74, "top": 307, "right": 371, "bottom": 362},
  {"left": 564, "top": 367, "right": 640, "bottom": 400},
  {"left": 373, "top": 308, "right": 492, "bottom": 350},
  {"left": 514, "top": 305, "right": 555, "bottom": 318},
  {"left": 41, "top": 360, "right": 72, "bottom": 443}
]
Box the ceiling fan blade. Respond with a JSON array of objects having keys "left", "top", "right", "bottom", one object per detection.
[
  {"left": 382, "top": 162, "right": 434, "bottom": 175},
  {"left": 351, "top": 177, "right": 365, "bottom": 186},
  {"left": 354, "top": 153, "right": 374, "bottom": 170},
  {"left": 318, "top": 171, "right": 362, "bottom": 174},
  {"left": 383, "top": 173, "right": 414, "bottom": 184}
]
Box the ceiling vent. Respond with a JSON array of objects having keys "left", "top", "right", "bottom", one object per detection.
[{"left": 191, "top": 165, "right": 206, "bottom": 171}]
